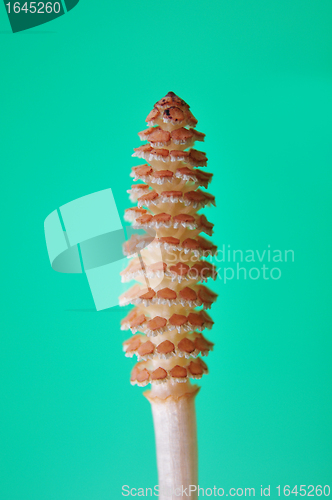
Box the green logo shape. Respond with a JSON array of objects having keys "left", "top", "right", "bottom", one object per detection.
[
  {"left": 44, "top": 188, "right": 159, "bottom": 311},
  {"left": 63, "top": 0, "right": 78, "bottom": 11},
  {"left": 3, "top": 0, "right": 79, "bottom": 33}
]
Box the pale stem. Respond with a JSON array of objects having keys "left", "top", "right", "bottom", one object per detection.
[{"left": 146, "top": 383, "right": 199, "bottom": 500}]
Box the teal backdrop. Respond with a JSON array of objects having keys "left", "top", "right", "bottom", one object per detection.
[{"left": 0, "top": 1, "right": 331, "bottom": 499}]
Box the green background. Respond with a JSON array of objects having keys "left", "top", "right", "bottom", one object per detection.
[{"left": 1, "top": 1, "right": 331, "bottom": 499}]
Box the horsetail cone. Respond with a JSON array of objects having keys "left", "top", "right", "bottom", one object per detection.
[{"left": 120, "top": 92, "right": 217, "bottom": 498}]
